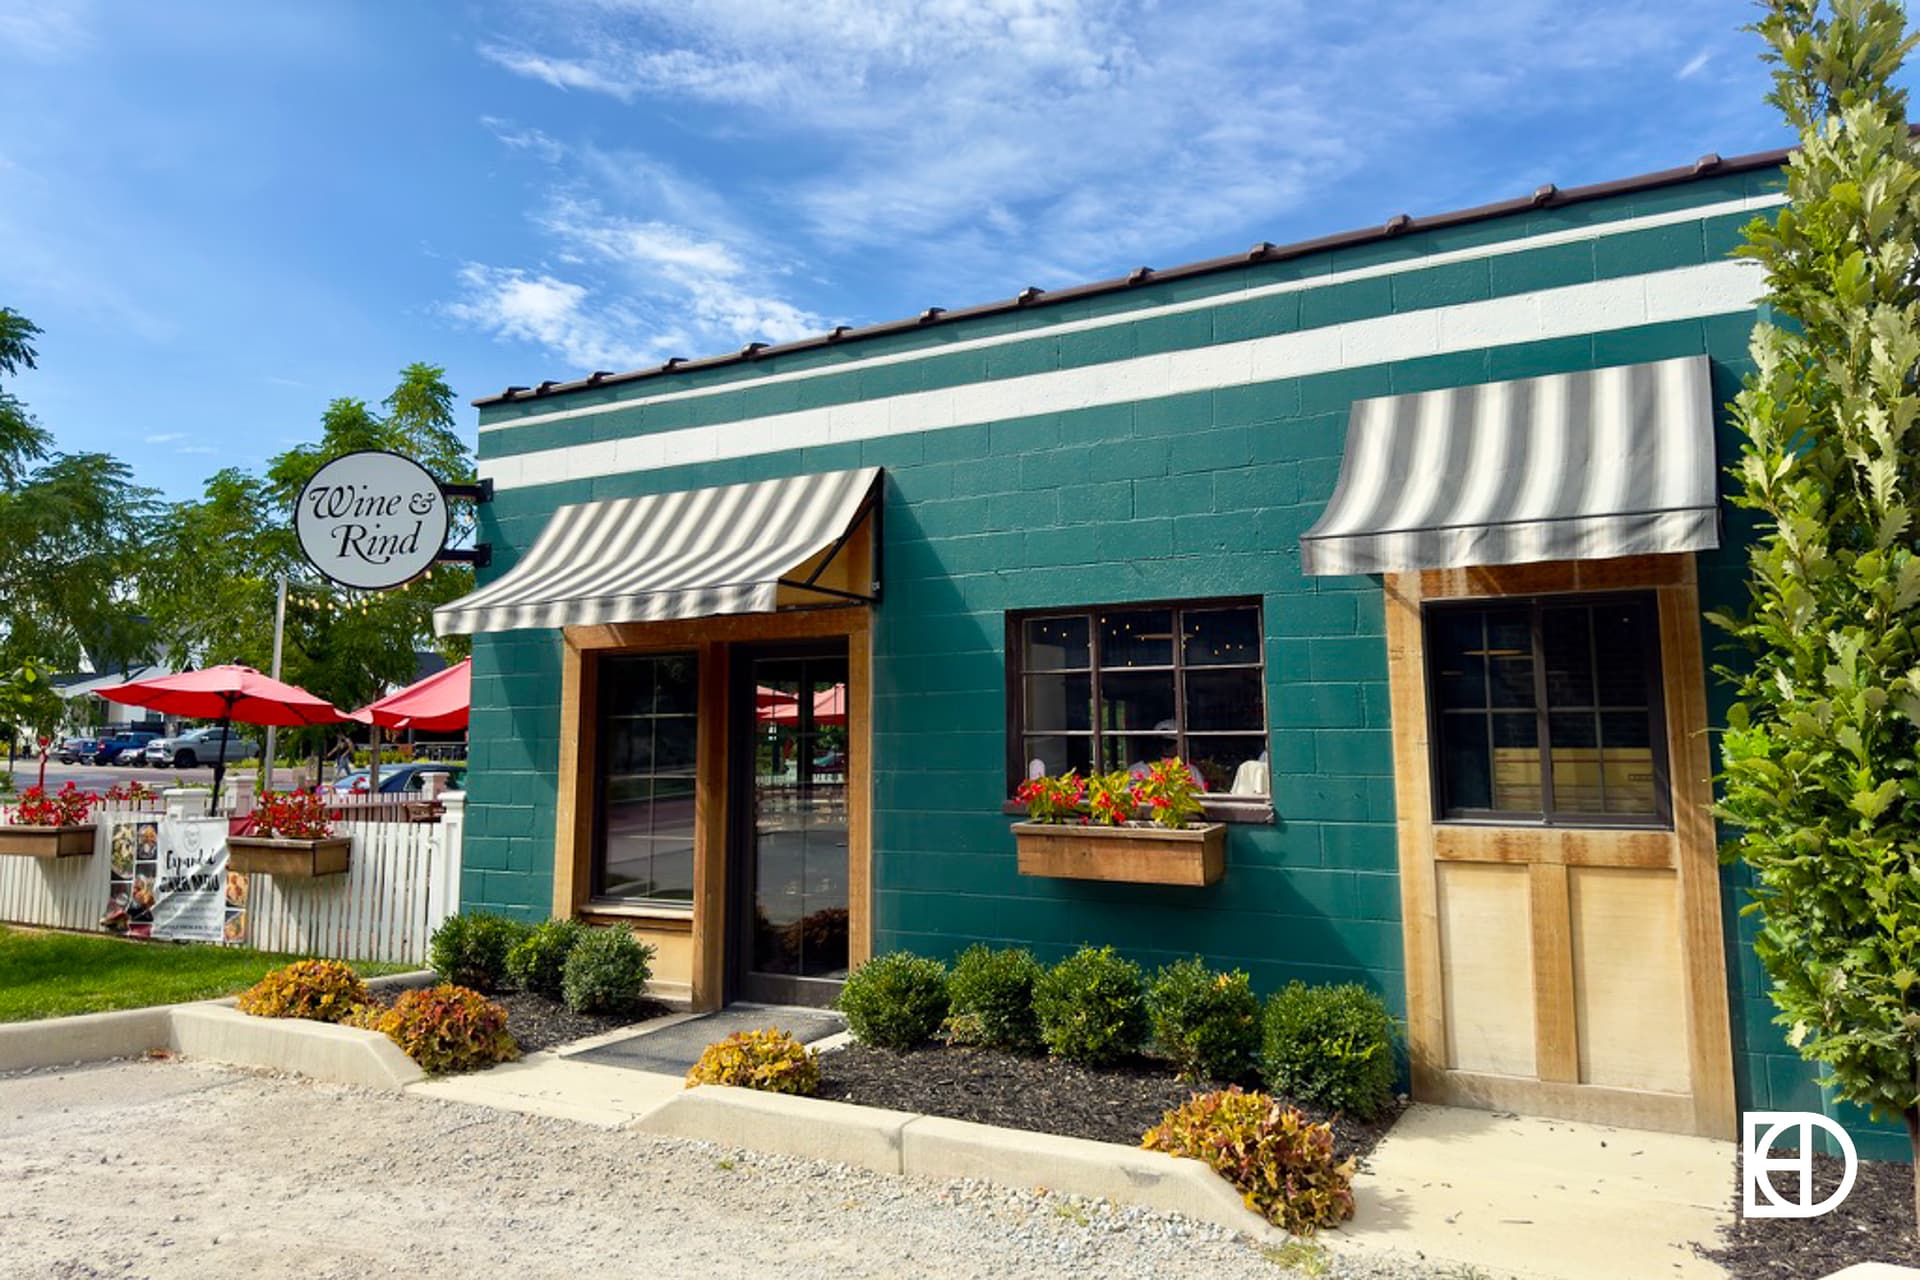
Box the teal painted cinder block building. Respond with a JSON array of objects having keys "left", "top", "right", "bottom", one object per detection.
[{"left": 436, "top": 143, "right": 1890, "bottom": 1153}]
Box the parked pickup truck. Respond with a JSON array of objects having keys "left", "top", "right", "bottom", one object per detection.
[{"left": 143, "top": 727, "right": 258, "bottom": 768}]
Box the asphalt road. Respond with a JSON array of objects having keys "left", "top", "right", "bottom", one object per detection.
[{"left": 4, "top": 758, "right": 315, "bottom": 795}]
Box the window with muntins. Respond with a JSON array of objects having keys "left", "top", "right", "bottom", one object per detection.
[
  {"left": 594, "top": 652, "right": 699, "bottom": 904},
  {"left": 1009, "top": 600, "right": 1269, "bottom": 800},
  {"left": 1424, "top": 593, "right": 1669, "bottom": 826}
]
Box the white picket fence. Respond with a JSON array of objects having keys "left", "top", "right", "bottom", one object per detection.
[
  {"left": 244, "top": 807, "right": 462, "bottom": 965},
  {"left": 0, "top": 787, "right": 465, "bottom": 966},
  {"left": 0, "top": 797, "right": 163, "bottom": 933}
]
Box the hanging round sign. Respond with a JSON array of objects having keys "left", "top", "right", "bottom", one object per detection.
[{"left": 294, "top": 451, "right": 450, "bottom": 590}]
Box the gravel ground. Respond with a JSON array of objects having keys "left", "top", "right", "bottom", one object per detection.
[{"left": 0, "top": 1058, "right": 1471, "bottom": 1280}]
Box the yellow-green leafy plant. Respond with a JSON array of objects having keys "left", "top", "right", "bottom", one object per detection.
[
  {"left": 235, "top": 959, "right": 368, "bottom": 1023},
  {"left": 1084, "top": 770, "right": 1136, "bottom": 826},
  {"left": 1134, "top": 758, "right": 1203, "bottom": 829},
  {"left": 685, "top": 1027, "right": 820, "bottom": 1095},
  {"left": 363, "top": 983, "right": 519, "bottom": 1074},
  {"left": 1142, "top": 1088, "right": 1356, "bottom": 1234}
]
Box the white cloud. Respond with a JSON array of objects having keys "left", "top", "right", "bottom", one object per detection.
[
  {"left": 444, "top": 264, "right": 655, "bottom": 371},
  {"left": 477, "top": 0, "right": 1735, "bottom": 289},
  {"left": 144, "top": 432, "right": 186, "bottom": 445},
  {"left": 0, "top": 1, "right": 91, "bottom": 60},
  {"left": 1678, "top": 49, "right": 1712, "bottom": 80},
  {"left": 480, "top": 116, "right": 568, "bottom": 164},
  {"left": 446, "top": 121, "right": 826, "bottom": 374},
  {"left": 462, "top": 0, "right": 1763, "bottom": 376}
]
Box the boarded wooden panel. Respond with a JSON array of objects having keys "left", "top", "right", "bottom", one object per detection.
[
  {"left": 1437, "top": 861, "right": 1536, "bottom": 1077},
  {"left": 1570, "top": 866, "right": 1691, "bottom": 1095},
  {"left": 1433, "top": 825, "right": 1674, "bottom": 869},
  {"left": 1529, "top": 863, "right": 1579, "bottom": 1083}
]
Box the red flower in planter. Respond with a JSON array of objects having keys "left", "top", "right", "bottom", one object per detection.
[
  {"left": 15, "top": 782, "right": 98, "bottom": 827},
  {"left": 1016, "top": 771, "right": 1086, "bottom": 824},
  {"left": 253, "top": 789, "right": 334, "bottom": 840}
]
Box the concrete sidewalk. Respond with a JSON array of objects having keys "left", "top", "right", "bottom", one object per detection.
[
  {"left": 408, "top": 1051, "right": 684, "bottom": 1126},
  {"left": 402, "top": 1012, "right": 1742, "bottom": 1279},
  {"left": 1334, "top": 1104, "right": 1735, "bottom": 1279}
]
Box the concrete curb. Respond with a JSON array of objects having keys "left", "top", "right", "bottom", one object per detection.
[
  {"left": 639, "top": 1085, "right": 917, "bottom": 1173},
  {"left": 169, "top": 1004, "right": 425, "bottom": 1090},
  {"left": 0, "top": 969, "right": 438, "bottom": 1080},
  {"left": 0, "top": 1006, "right": 173, "bottom": 1072},
  {"left": 633, "top": 1085, "right": 1282, "bottom": 1242},
  {"left": 365, "top": 969, "right": 438, "bottom": 993}
]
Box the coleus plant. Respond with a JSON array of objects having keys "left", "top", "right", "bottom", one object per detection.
[{"left": 13, "top": 781, "right": 98, "bottom": 827}]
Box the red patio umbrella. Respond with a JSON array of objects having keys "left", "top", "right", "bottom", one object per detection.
[
  {"left": 95, "top": 664, "right": 350, "bottom": 809},
  {"left": 759, "top": 684, "right": 847, "bottom": 727},
  {"left": 352, "top": 658, "right": 470, "bottom": 733}
]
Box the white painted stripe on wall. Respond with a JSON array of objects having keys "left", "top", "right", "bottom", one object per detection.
[
  {"left": 481, "top": 192, "right": 1784, "bottom": 436},
  {"left": 480, "top": 259, "right": 1762, "bottom": 493}
]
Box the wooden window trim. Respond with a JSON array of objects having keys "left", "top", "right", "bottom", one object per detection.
[
  {"left": 1004, "top": 597, "right": 1269, "bottom": 811},
  {"left": 1422, "top": 591, "right": 1672, "bottom": 830}
]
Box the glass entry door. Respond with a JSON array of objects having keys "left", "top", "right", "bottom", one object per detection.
[{"left": 730, "top": 644, "right": 851, "bottom": 1006}]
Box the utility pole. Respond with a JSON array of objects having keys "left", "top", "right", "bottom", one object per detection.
[{"left": 261, "top": 574, "right": 287, "bottom": 792}]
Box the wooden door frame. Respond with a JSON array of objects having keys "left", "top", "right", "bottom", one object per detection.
[
  {"left": 1384, "top": 554, "right": 1737, "bottom": 1139},
  {"left": 552, "top": 606, "right": 873, "bottom": 1011}
]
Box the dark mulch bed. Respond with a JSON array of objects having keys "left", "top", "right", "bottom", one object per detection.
[
  {"left": 1705, "top": 1150, "right": 1920, "bottom": 1280},
  {"left": 814, "top": 1042, "right": 1403, "bottom": 1162},
  {"left": 489, "top": 988, "right": 674, "bottom": 1054},
  {"left": 361, "top": 985, "right": 673, "bottom": 1056}
]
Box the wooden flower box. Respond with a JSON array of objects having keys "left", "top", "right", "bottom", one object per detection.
[
  {"left": 0, "top": 824, "right": 96, "bottom": 858},
  {"left": 226, "top": 835, "right": 351, "bottom": 878},
  {"left": 1012, "top": 821, "right": 1226, "bottom": 887}
]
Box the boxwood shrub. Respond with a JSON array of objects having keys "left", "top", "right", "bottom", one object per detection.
[
  {"left": 945, "top": 944, "right": 1042, "bottom": 1051},
  {"left": 561, "top": 926, "right": 655, "bottom": 1015},
  {"left": 1261, "top": 981, "right": 1398, "bottom": 1120},
  {"left": 428, "top": 911, "right": 532, "bottom": 994},
  {"left": 506, "top": 917, "right": 588, "bottom": 998},
  {"left": 1033, "top": 945, "right": 1149, "bottom": 1067},
  {"left": 837, "top": 951, "right": 949, "bottom": 1050},
  {"left": 1147, "top": 956, "right": 1260, "bottom": 1083}
]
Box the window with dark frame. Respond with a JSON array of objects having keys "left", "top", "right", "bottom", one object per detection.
[
  {"left": 593, "top": 651, "right": 700, "bottom": 904},
  {"left": 1009, "top": 600, "right": 1269, "bottom": 800},
  {"left": 1424, "top": 593, "right": 1670, "bottom": 826}
]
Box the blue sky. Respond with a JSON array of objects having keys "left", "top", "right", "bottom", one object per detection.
[{"left": 0, "top": 1, "right": 1812, "bottom": 499}]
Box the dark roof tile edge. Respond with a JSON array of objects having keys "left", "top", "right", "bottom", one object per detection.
[{"left": 474, "top": 141, "right": 1795, "bottom": 409}]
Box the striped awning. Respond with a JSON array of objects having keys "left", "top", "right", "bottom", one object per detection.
[
  {"left": 1299, "top": 355, "right": 1718, "bottom": 576},
  {"left": 435, "top": 467, "right": 882, "bottom": 636}
]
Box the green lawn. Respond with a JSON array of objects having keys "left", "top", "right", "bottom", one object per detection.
[{"left": 0, "top": 925, "right": 411, "bottom": 1022}]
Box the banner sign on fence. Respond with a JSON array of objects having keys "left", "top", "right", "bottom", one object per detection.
[
  {"left": 151, "top": 817, "right": 233, "bottom": 944},
  {"left": 103, "top": 815, "right": 245, "bottom": 944}
]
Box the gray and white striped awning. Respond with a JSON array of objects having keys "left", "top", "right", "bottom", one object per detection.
[
  {"left": 434, "top": 467, "right": 882, "bottom": 636},
  {"left": 1299, "top": 354, "right": 1719, "bottom": 576}
]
